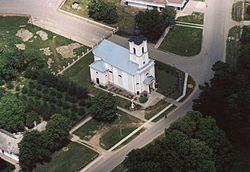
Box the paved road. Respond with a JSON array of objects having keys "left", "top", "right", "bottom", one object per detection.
[
  {"left": 0, "top": 0, "right": 235, "bottom": 171},
  {"left": 0, "top": 0, "right": 113, "bottom": 46}
]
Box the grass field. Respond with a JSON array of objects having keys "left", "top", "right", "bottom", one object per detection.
[
  {"left": 34, "top": 142, "right": 98, "bottom": 172},
  {"left": 61, "top": 0, "right": 141, "bottom": 35},
  {"left": 226, "top": 26, "right": 241, "bottom": 69},
  {"left": 177, "top": 12, "right": 204, "bottom": 24},
  {"left": 100, "top": 127, "right": 137, "bottom": 149},
  {"left": 0, "top": 16, "right": 88, "bottom": 73},
  {"left": 73, "top": 110, "right": 142, "bottom": 149},
  {"left": 159, "top": 26, "right": 202, "bottom": 56},
  {"left": 155, "top": 61, "right": 185, "bottom": 99}
]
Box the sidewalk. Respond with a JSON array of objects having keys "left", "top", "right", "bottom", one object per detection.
[{"left": 0, "top": 154, "right": 20, "bottom": 172}]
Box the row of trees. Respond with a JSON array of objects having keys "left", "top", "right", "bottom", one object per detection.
[
  {"left": 124, "top": 111, "right": 232, "bottom": 172},
  {"left": 19, "top": 114, "right": 71, "bottom": 171},
  {"left": 193, "top": 26, "right": 250, "bottom": 169},
  {"left": 21, "top": 79, "right": 86, "bottom": 121},
  {"left": 135, "top": 7, "right": 176, "bottom": 42}
]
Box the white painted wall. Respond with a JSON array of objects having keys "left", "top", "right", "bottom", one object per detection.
[
  {"left": 90, "top": 68, "right": 108, "bottom": 86},
  {"left": 129, "top": 40, "right": 149, "bottom": 68},
  {"left": 0, "top": 149, "right": 19, "bottom": 162}
]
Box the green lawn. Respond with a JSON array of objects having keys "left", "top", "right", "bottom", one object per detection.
[
  {"left": 111, "top": 163, "right": 126, "bottom": 172},
  {"left": 177, "top": 12, "right": 204, "bottom": 24},
  {"left": 145, "top": 100, "right": 169, "bottom": 120},
  {"left": 100, "top": 127, "right": 137, "bottom": 149},
  {"left": 73, "top": 119, "right": 103, "bottom": 140},
  {"left": 34, "top": 142, "right": 98, "bottom": 172},
  {"left": 226, "top": 26, "right": 241, "bottom": 69},
  {"left": 73, "top": 110, "right": 142, "bottom": 149},
  {"left": 0, "top": 16, "right": 88, "bottom": 73},
  {"left": 159, "top": 26, "right": 202, "bottom": 56},
  {"left": 61, "top": 0, "right": 141, "bottom": 34},
  {"left": 232, "top": 2, "right": 243, "bottom": 21},
  {"left": 155, "top": 61, "right": 185, "bottom": 99}
]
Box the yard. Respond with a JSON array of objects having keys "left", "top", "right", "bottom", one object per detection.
[
  {"left": 73, "top": 110, "right": 143, "bottom": 150},
  {"left": 159, "top": 25, "right": 203, "bottom": 56},
  {"left": 177, "top": 12, "right": 204, "bottom": 24},
  {"left": 34, "top": 142, "right": 98, "bottom": 172},
  {"left": 0, "top": 16, "right": 88, "bottom": 74},
  {"left": 155, "top": 61, "right": 185, "bottom": 99},
  {"left": 61, "top": 0, "right": 141, "bottom": 35},
  {"left": 226, "top": 26, "right": 241, "bottom": 69}
]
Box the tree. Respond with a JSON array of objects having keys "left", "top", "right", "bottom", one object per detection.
[
  {"left": 19, "top": 130, "right": 50, "bottom": 171},
  {"left": 45, "top": 114, "right": 71, "bottom": 151},
  {"left": 0, "top": 94, "right": 25, "bottom": 132},
  {"left": 124, "top": 111, "right": 232, "bottom": 172},
  {"left": 88, "top": 0, "right": 118, "bottom": 24},
  {"left": 90, "top": 92, "right": 117, "bottom": 122},
  {"left": 135, "top": 7, "right": 176, "bottom": 42}
]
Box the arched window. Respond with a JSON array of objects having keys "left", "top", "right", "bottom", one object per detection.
[
  {"left": 142, "top": 47, "right": 145, "bottom": 53},
  {"left": 133, "top": 48, "right": 136, "bottom": 54}
]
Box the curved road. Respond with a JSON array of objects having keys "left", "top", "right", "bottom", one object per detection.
[{"left": 0, "top": 0, "right": 234, "bottom": 171}]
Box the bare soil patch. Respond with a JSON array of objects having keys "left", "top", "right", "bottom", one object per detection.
[
  {"left": 36, "top": 30, "right": 48, "bottom": 41},
  {"left": 56, "top": 43, "right": 81, "bottom": 59},
  {"left": 15, "top": 43, "right": 26, "bottom": 50},
  {"left": 16, "top": 28, "right": 33, "bottom": 42},
  {"left": 40, "top": 47, "right": 52, "bottom": 56}
]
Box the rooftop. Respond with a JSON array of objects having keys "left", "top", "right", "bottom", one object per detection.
[{"left": 91, "top": 40, "right": 139, "bottom": 75}]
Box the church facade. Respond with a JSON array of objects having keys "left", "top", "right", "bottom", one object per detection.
[{"left": 89, "top": 36, "right": 155, "bottom": 95}]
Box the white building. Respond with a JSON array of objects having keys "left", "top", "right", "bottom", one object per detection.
[
  {"left": 89, "top": 36, "right": 155, "bottom": 95},
  {"left": 124, "top": 0, "right": 189, "bottom": 10}
]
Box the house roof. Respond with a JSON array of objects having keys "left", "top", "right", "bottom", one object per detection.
[
  {"left": 0, "top": 129, "right": 23, "bottom": 155},
  {"left": 89, "top": 60, "right": 108, "bottom": 73},
  {"left": 92, "top": 40, "right": 139, "bottom": 75}
]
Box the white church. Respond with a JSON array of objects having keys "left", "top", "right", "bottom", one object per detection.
[{"left": 89, "top": 35, "right": 155, "bottom": 95}]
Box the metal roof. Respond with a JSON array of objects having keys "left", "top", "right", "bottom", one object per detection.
[{"left": 92, "top": 40, "right": 139, "bottom": 75}]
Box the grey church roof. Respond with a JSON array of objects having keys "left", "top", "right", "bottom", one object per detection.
[
  {"left": 129, "top": 35, "right": 147, "bottom": 45},
  {"left": 91, "top": 40, "right": 139, "bottom": 75},
  {"left": 89, "top": 60, "right": 108, "bottom": 73}
]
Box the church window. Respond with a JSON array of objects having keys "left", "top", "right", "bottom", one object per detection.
[
  {"left": 133, "top": 48, "right": 136, "bottom": 54},
  {"left": 146, "top": 73, "right": 149, "bottom": 76},
  {"left": 142, "top": 47, "right": 145, "bottom": 53},
  {"left": 136, "top": 83, "right": 139, "bottom": 85},
  {"left": 109, "top": 70, "right": 112, "bottom": 73},
  {"left": 143, "top": 61, "right": 145, "bottom": 65},
  {"left": 96, "top": 71, "right": 98, "bottom": 74},
  {"left": 118, "top": 74, "right": 122, "bottom": 77}
]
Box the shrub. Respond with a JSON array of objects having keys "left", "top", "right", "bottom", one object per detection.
[
  {"left": 88, "top": 0, "right": 118, "bottom": 24},
  {"left": 6, "top": 81, "right": 14, "bottom": 89},
  {"left": 139, "top": 93, "right": 148, "bottom": 103},
  {"left": 25, "top": 111, "right": 40, "bottom": 128}
]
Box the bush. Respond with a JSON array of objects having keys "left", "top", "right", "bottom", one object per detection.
[
  {"left": 246, "top": 6, "right": 250, "bottom": 15},
  {"left": 139, "top": 93, "right": 148, "bottom": 103},
  {"left": 25, "top": 111, "right": 40, "bottom": 128},
  {"left": 6, "top": 81, "right": 14, "bottom": 89},
  {"left": 88, "top": 0, "right": 118, "bottom": 24}
]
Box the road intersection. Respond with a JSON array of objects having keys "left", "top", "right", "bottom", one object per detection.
[{"left": 0, "top": 0, "right": 237, "bottom": 171}]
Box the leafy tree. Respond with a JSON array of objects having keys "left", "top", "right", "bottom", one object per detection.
[
  {"left": 124, "top": 111, "right": 232, "bottom": 172},
  {"left": 19, "top": 130, "right": 50, "bottom": 171},
  {"left": 0, "top": 94, "right": 25, "bottom": 132},
  {"left": 135, "top": 7, "right": 176, "bottom": 42},
  {"left": 45, "top": 114, "right": 71, "bottom": 151},
  {"left": 90, "top": 92, "right": 117, "bottom": 122},
  {"left": 25, "top": 111, "right": 40, "bottom": 128},
  {"left": 88, "top": 0, "right": 118, "bottom": 24}
]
